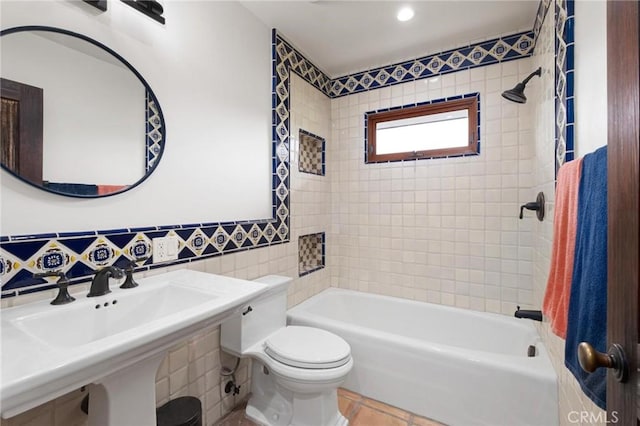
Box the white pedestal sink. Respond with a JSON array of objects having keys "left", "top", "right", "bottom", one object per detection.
[
  {"left": 1, "top": 270, "right": 268, "bottom": 425},
  {"left": 87, "top": 352, "right": 165, "bottom": 426}
]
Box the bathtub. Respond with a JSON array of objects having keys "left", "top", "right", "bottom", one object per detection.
[{"left": 287, "top": 288, "right": 558, "bottom": 426}]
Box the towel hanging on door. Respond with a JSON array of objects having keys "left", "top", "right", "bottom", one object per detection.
[{"left": 564, "top": 146, "right": 608, "bottom": 410}]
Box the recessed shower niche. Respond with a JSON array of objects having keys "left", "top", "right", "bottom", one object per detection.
[
  {"left": 298, "top": 232, "right": 325, "bottom": 277},
  {"left": 298, "top": 129, "right": 325, "bottom": 176}
]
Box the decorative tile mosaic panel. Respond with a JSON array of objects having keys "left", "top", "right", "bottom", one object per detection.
[
  {"left": 298, "top": 129, "right": 325, "bottom": 176},
  {"left": 364, "top": 93, "right": 481, "bottom": 163},
  {"left": 298, "top": 232, "right": 325, "bottom": 277},
  {"left": 555, "top": 0, "right": 575, "bottom": 173}
]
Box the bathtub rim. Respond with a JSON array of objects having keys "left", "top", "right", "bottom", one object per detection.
[{"left": 287, "top": 287, "right": 557, "bottom": 382}]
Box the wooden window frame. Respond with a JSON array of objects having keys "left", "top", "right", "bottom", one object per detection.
[{"left": 366, "top": 96, "right": 479, "bottom": 163}]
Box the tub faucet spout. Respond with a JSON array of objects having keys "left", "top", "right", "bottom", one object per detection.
[
  {"left": 514, "top": 305, "right": 543, "bottom": 321},
  {"left": 88, "top": 266, "right": 124, "bottom": 297}
]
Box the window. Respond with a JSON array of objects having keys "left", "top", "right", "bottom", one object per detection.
[{"left": 365, "top": 94, "right": 479, "bottom": 163}]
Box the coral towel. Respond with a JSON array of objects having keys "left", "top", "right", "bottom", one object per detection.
[{"left": 542, "top": 157, "right": 583, "bottom": 338}]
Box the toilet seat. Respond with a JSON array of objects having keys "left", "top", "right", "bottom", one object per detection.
[{"left": 264, "top": 326, "right": 351, "bottom": 369}]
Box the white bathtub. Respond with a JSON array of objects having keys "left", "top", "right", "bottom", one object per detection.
[{"left": 287, "top": 288, "right": 558, "bottom": 426}]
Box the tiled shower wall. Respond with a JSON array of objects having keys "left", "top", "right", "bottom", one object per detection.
[
  {"left": 288, "top": 73, "right": 332, "bottom": 303},
  {"left": 328, "top": 58, "right": 538, "bottom": 314},
  {"left": 531, "top": 2, "right": 606, "bottom": 424},
  {"left": 0, "top": 72, "right": 331, "bottom": 426}
]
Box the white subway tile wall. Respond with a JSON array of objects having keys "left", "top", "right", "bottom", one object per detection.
[
  {"left": 289, "top": 73, "right": 333, "bottom": 304},
  {"left": 327, "top": 58, "right": 537, "bottom": 315},
  {"left": 531, "top": 4, "right": 606, "bottom": 425}
]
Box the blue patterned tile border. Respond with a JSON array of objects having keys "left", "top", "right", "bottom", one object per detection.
[
  {"left": 330, "top": 32, "right": 534, "bottom": 98},
  {"left": 275, "top": 33, "right": 332, "bottom": 97},
  {"left": 274, "top": 30, "right": 534, "bottom": 99},
  {"left": 364, "top": 93, "right": 481, "bottom": 163},
  {"left": 533, "top": 0, "right": 553, "bottom": 47},
  {"left": 0, "top": 220, "right": 283, "bottom": 297},
  {"left": 555, "top": 0, "right": 575, "bottom": 173}
]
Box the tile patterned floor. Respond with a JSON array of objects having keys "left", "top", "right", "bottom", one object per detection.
[{"left": 214, "top": 388, "right": 445, "bottom": 426}]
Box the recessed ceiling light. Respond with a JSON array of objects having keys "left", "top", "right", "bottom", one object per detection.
[{"left": 397, "top": 6, "right": 414, "bottom": 22}]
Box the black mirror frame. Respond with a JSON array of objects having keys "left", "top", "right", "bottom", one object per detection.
[{"left": 0, "top": 25, "right": 166, "bottom": 198}]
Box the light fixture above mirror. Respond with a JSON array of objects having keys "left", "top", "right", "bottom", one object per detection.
[
  {"left": 82, "top": 0, "right": 107, "bottom": 12},
  {"left": 121, "top": 1, "right": 165, "bottom": 24}
]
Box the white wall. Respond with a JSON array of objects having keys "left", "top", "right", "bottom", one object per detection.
[
  {"left": 574, "top": 0, "right": 607, "bottom": 157},
  {"left": 0, "top": 0, "right": 272, "bottom": 235}
]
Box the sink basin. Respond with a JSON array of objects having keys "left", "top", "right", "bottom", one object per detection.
[
  {"left": 1, "top": 269, "right": 268, "bottom": 425},
  {"left": 12, "top": 282, "right": 219, "bottom": 348}
]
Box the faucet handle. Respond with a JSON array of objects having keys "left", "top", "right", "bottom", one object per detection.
[
  {"left": 33, "top": 271, "right": 75, "bottom": 305},
  {"left": 87, "top": 266, "right": 125, "bottom": 297},
  {"left": 120, "top": 257, "right": 149, "bottom": 289},
  {"left": 519, "top": 192, "right": 545, "bottom": 221}
]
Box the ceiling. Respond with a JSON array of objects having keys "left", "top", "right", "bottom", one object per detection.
[{"left": 240, "top": 1, "right": 540, "bottom": 77}]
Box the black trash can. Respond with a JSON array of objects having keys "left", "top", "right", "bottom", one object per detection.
[{"left": 156, "top": 396, "right": 202, "bottom": 426}]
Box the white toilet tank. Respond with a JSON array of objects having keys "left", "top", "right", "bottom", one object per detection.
[{"left": 220, "top": 275, "right": 292, "bottom": 356}]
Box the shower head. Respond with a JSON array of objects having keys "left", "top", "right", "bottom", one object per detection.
[{"left": 501, "top": 67, "right": 542, "bottom": 104}]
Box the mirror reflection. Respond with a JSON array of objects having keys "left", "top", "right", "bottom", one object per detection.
[{"left": 0, "top": 27, "right": 164, "bottom": 197}]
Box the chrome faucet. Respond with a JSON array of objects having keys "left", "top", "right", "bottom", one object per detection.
[{"left": 88, "top": 266, "right": 124, "bottom": 297}]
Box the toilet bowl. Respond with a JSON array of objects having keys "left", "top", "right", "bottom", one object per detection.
[{"left": 220, "top": 276, "right": 353, "bottom": 426}]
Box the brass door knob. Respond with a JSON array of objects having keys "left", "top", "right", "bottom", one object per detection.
[{"left": 577, "top": 342, "right": 629, "bottom": 383}]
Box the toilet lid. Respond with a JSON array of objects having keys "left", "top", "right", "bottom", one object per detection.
[{"left": 264, "top": 326, "right": 351, "bottom": 369}]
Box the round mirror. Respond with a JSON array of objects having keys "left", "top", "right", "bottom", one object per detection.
[{"left": 0, "top": 26, "right": 165, "bottom": 197}]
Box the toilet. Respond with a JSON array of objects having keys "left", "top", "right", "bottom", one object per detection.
[{"left": 220, "top": 275, "right": 353, "bottom": 426}]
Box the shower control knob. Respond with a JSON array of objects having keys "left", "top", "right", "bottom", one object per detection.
[
  {"left": 577, "top": 342, "right": 629, "bottom": 383},
  {"left": 519, "top": 192, "right": 545, "bottom": 221}
]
